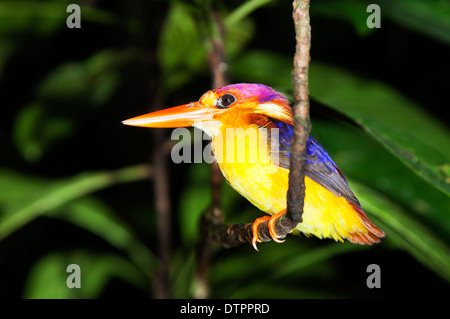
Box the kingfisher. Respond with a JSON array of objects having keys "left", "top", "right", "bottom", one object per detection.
[{"left": 123, "top": 83, "right": 385, "bottom": 249}]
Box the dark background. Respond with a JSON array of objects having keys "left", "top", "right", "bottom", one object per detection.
[{"left": 0, "top": 0, "right": 449, "bottom": 299}]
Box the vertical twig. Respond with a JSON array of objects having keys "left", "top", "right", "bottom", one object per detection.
[
  {"left": 151, "top": 95, "right": 172, "bottom": 299},
  {"left": 208, "top": 9, "right": 228, "bottom": 210},
  {"left": 194, "top": 8, "right": 228, "bottom": 299},
  {"left": 286, "top": 0, "right": 311, "bottom": 224}
]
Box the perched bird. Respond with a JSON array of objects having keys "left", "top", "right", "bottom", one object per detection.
[{"left": 123, "top": 83, "right": 385, "bottom": 249}]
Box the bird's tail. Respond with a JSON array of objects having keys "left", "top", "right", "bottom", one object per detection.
[
  {"left": 345, "top": 203, "right": 386, "bottom": 245},
  {"left": 294, "top": 177, "right": 386, "bottom": 245}
]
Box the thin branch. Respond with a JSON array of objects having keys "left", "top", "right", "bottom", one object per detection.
[
  {"left": 286, "top": 0, "right": 311, "bottom": 224},
  {"left": 208, "top": 8, "right": 228, "bottom": 209},
  {"left": 151, "top": 93, "right": 173, "bottom": 298},
  {"left": 212, "top": 0, "right": 311, "bottom": 248},
  {"left": 194, "top": 8, "right": 229, "bottom": 299}
]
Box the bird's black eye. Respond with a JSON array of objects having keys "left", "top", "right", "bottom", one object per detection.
[{"left": 216, "top": 93, "right": 236, "bottom": 108}]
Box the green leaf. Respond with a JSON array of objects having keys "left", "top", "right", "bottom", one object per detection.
[
  {"left": 381, "top": 0, "right": 450, "bottom": 44},
  {"left": 224, "top": 14, "right": 255, "bottom": 61},
  {"left": 37, "top": 49, "right": 134, "bottom": 104},
  {"left": 229, "top": 283, "right": 337, "bottom": 299},
  {"left": 0, "top": 1, "right": 69, "bottom": 37},
  {"left": 179, "top": 162, "right": 211, "bottom": 243},
  {"left": 309, "top": 62, "right": 450, "bottom": 195},
  {"left": 12, "top": 49, "right": 136, "bottom": 162},
  {"left": 157, "top": 1, "right": 207, "bottom": 90},
  {"left": 350, "top": 181, "right": 450, "bottom": 283},
  {"left": 0, "top": 164, "right": 152, "bottom": 241},
  {"left": 208, "top": 239, "right": 363, "bottom": 298},
  {"left": 225, "top": 243, "right": 360, "bottom": 298},
  {"left": 0, "top": 1, "right": 140, "bottom": 37},
  {"left": 311, "top": 0, "right": 450, "bottom": 43},
  {"left": 224, "top": 0, "right": 274, "bottom": 28},
  {"left": 171, "top": 249, "right": 197, "bottom": 298},
  {"left": 13, "top": 103, "right": 75, "bottom": 162},
  {"left": 311, "top": 0, "right": 375, "bottom": 36},
  {"left": 50, "top": 198, "right": 156, "bottom": 276},
  {"left": 24, "top": 251, "right": 147, "bottom": 298}
]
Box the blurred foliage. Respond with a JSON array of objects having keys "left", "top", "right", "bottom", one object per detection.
[{"left": 0, "top": 0, "right": 449, "bottom": 299}]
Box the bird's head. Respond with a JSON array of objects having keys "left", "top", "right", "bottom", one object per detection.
[{"left": 122, "top": 83, "right": 293, "bottom": 137}]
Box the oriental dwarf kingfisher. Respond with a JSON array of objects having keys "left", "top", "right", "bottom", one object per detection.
[{"left": 123, "top": 83, "right": 385, "bottom": 249}]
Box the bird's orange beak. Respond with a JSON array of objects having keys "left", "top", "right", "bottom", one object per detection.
[{"left": 122, "top": 102, "right": 220, "bottom": 128}]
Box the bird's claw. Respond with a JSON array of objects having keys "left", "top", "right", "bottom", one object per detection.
[
  {"left": 251, "top": 216, "right": 270, "bottom": 251},
  {"left": 251, "top": 210, "right": 287, "bottom": 251},
  {"left": 268, "top": 210, "right": 287, "bottom": 243}
]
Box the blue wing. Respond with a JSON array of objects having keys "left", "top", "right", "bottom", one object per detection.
[{"left": 268, "top": 120, "right": 361, "bottom": 208}]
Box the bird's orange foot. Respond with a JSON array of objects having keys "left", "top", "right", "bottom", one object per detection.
[{"left": 251, "top": 210, "right": 287, "bottom": 251}]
